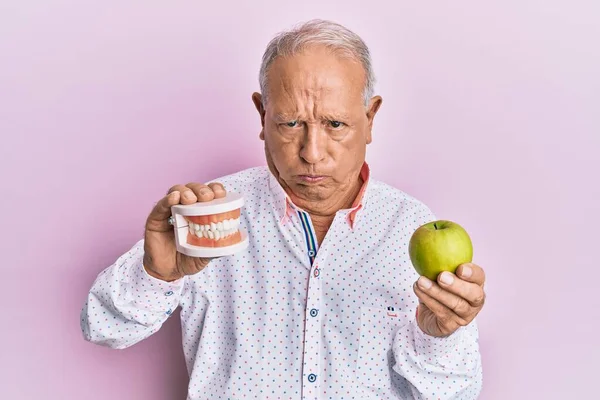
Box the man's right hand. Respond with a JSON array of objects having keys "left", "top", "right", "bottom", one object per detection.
[{"left": 142, "top": 182, "right": 227, "bottom": 281}]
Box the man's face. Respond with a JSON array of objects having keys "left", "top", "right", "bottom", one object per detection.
[{"left": 253, "top": 45, "right": 382, "bottom": 206}]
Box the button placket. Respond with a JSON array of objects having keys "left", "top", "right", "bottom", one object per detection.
[
  {"left": 302, "top": 263, "right": 323, "bottom": 398},
  {"left": 164, "top": 290, "right": 175, "bottom": 315}
]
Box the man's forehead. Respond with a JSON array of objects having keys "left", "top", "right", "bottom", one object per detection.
[
  {"left": 266, "top": 47, "right": 365, "bottom": 101},
  {"left": 272, "top": 108, "right": 353, "bottom": 121},
  {"left": 269, "top": 71, "right": 358, "bottom": 99}
]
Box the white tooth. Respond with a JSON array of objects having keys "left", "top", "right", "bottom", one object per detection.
[
  {"left": 233, "top": 218, "right": 239, "bottom": 229},
  {"left": 204, "top": 224, "right": 210, "bottom": 232},
  {"left": 215, "top": 231, "right": 221, "bottom": 240},
  {"left": 194, "top": 223, "right": 201, "bottom": 231},
  {"left": 210, "top": 222, "right": 216, "bottom": 231},
  {"left": 196, "top": 229, "right": 203, "bottom": 238},
  {"left": 207, "top": 230, "right": 214, "bottom": 239},
  {"left": 223, "top": 219, "right": 230, "bottom": 230},
  {"left": 198, "top": 224, "right": 204, "bottom": 231},
  {"left": 217, "top": 221, "right": 224, "bottom": 231},
  {"left": 189, "top": 224, "right": 195, "bottom": 234}
]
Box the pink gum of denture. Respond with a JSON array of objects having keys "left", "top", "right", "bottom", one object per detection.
[{"left": 170, "top": 192, "right": 249, "bottom": 258}]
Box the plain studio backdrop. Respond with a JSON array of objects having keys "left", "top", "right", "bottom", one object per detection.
[{"left": 1, "top": 1, "right": 598, "bottom": 399}]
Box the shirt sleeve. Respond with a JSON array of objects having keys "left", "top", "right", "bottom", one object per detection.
[
  {"left": 392, "top": 316, "right": 483, "bottom": 399},
  {"left": 80, "top": 239, "right": 186, "bottom": 349}
]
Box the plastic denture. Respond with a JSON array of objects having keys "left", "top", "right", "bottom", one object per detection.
[{"left": 170, "top": 192, "right": 249, "bottom": 258}]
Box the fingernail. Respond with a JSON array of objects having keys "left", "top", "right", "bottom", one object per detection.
[
  {"left": 440, "top": 272, "right": 454, "bottom": 285},
  {"left": 418, "top": 276, "right": 432, "bottom": 290},
  {"left": 199, "top": 188, "right": 211, "bottom": 195},
  {"left": 461, "top": 265, "right": 472, "bottom": 278},
  {"left": 183, "top": 190, "right": 194, "bottom": 200}
]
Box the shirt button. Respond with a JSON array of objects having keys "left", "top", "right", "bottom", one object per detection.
[
  {"left": 165, "top": 291, "right": 174, "bottom": 296},
  {"left": 166, "top": 309, "right": 172, "bottom": 315},
  {"left": 309, "top": 308, "right": 318, "bottom": 317},
  {"left": 308, "top": 250, "right": 316, "bottom": 257},
  {"left": 307, "top": 373, "right": 317, "bottom": 383},
  {"left": 313, "top": 268, "right": 320, "bottom": 278}
]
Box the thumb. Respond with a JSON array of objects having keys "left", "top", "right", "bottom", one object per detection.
[{"left": 146, "top": 191, "right": 181, "bottom": 232}]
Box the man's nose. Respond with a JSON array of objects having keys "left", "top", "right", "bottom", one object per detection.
[{"left": 299, "top": 126, "right": 327, "bottom": 164}]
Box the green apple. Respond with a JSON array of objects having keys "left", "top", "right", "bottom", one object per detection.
[{"left": 408, "top": 220, "right": 473, "bottom": 281}]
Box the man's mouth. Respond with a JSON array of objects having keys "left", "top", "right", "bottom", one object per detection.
[{"left": 297, "top": 175, "right": 327, "bottom": 183}]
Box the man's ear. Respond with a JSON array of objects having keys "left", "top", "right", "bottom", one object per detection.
[
  {"left": 365, "top": 95, "right": 383, "bottom": 144},
  {"left": 252, "top": 92, "right": 266, "bottom": 140}
]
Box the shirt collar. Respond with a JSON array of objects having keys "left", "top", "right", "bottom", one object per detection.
[{"left": 268, "top": 162, "right": 371, "bottom": 230}]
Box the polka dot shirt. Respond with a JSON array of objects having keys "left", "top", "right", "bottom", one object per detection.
[{"left": 81, "top": 163, "right": 483, "bottom": 399}]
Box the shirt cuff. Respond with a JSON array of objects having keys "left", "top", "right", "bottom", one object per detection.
[
  {"left": 125, "top": 260, "right": 185, "bottom": 315},
  {"left": 412, "top": 320, "right": 466, "bottom": 359}
]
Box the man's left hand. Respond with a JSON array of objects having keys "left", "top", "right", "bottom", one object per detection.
[{"left": 413, "top": 263, "right": 486, "bottom": 337}]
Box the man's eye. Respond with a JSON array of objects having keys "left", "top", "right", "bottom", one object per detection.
[
  {"left": 329, "top": 121, "right": 343, "bottom": 128},
  {"left": 286, "top": 121, "right": 298, "bottom": 128}
]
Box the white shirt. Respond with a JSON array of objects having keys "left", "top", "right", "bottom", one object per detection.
[{"left": 80, "top": 164, "right": 483, "bottom": 399}]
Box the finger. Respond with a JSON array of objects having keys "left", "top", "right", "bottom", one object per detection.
[
  {"left": 168, "top": 184, "right": 197, "bottom": 204},
  {"left": 185, "top": 183, "right": 215, "bottom": 202},
  {"left": 456, "top": 263, "right": 486, "bottom": 286},
  {"left": 146, "top": 191, "right": 181, "bottom": 231},
  {"left": 177, "top": 252, "right": 213, "bottom": 276},
  {"left": 437, "top": 271, "right": 486, "bottom": 308},
  {"left": 207, "top": 182, "right": 226, "bottom": 199},
  {"left": 413, "top": 281, "right": 467, "bottom": 327},
  {"left": 416, "top": 276, "right": 474, "bottom": 319}
]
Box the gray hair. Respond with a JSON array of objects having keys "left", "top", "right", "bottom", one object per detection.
[{"left": 258, "top": 19, "right": 376, "bottom": 106}]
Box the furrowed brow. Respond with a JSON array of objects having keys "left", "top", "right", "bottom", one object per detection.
[
  {"left": 274, "top": 113, "right": 296, "bottom": 122},
  {"left": 322, "top": 112, "right": 352, "bottom": 121}
]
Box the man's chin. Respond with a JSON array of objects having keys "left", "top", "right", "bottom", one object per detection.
[{"left": 290, "top": 184, "right": 332, "bottom": 202}]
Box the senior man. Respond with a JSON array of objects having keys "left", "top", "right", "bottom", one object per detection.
[{"left": 81, "top": 19, "right": 485, "bottom": 399}]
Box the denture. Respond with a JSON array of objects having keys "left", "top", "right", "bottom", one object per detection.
[{"left": 170, "top": 192, "right": 249, "bottom": 257}]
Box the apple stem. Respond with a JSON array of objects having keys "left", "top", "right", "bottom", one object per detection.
[{"left": 434, "top": 223, "right": 438, "bottom": 230}]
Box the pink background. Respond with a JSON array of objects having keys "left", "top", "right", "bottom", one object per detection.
[{"left": 1, "top": 1, "right": 598, "bottom": 399}]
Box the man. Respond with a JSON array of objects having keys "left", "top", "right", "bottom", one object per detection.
[{"left": 81, "top": 19, "right": 486, "bottom": 399}]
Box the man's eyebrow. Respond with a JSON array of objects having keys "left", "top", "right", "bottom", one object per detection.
[
  {"left": 272, "top": 112, "right": 352, "bottom": 122},
  {"left": 322, "top": 112, "right": 352, "bottom": 121},
  {"left": 273, "top": 113, "right": 296, "bottom": 122}
]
